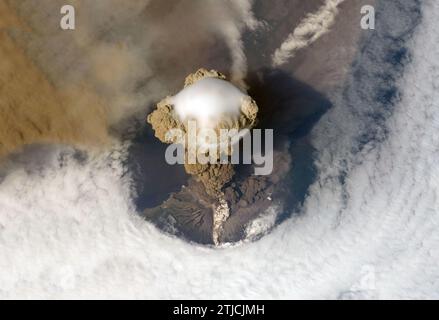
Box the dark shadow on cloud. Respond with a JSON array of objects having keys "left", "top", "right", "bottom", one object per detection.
[
  {"left": 0, "top": 144, "right": 89, "bottom": 184},
  {"left": 246, "top": 68, "right": 332, "bottom": 225},
  {"left": 248, "top": 69, "right": 332, "bottom": 139}
]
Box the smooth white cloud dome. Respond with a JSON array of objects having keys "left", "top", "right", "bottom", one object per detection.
[{"left": 171, "top": 77, "right": 246, "bottom": 127}]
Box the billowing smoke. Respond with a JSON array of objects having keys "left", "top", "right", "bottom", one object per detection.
[
  {"left": 147, "top": 68, "right": 258, "bottom": 198},
  {"left": 0, "top": 0, "right": 258, "bottom": 157},
  {"left": 147, "top": 68, "right": 259, "bottom": 245},
  {"left": 272, "top": 0, "right": 345, "bottom": 67}
]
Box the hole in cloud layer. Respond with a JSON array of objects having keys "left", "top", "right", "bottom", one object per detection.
[{"left": 127, "top": 67, "right": 333, "bottom": 245}]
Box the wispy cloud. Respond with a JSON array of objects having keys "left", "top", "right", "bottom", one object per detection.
[{"left": 272, "top": 0, "right": 345, "bottom": 67}]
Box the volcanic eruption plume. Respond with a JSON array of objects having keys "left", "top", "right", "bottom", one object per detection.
[{"left": 147, "top": 68, "right": 259, "bottom": 244}]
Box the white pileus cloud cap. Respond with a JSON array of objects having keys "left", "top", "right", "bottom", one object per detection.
[{"left": 171, "top": 77, "right": 246, "bottom": 128}]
